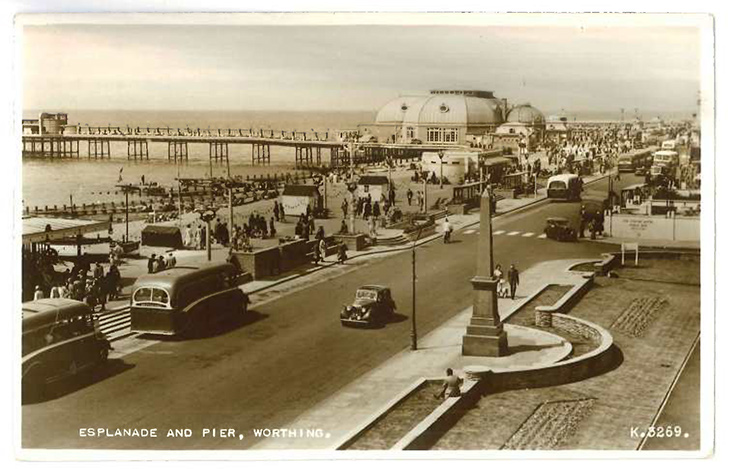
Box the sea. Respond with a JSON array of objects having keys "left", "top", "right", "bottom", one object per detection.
[{"left": 20, "top": 108, "right": 693, "bottom": 209}]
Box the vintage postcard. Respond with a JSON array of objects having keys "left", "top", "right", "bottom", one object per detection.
[{"left": 13, "top": 12, "right": 714, "bottom": 460}]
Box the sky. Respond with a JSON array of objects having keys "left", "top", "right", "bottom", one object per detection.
[{"left": 21, "top": 19, "right": 704, "bottom": 114}]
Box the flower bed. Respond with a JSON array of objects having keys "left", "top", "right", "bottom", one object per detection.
[{"left": 345, "top": 380, "right": 443, "bottom": 450}]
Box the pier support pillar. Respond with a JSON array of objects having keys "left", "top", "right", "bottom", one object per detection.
[
  {"left": 127, "top": 139, "right": 149, "bottom": 160},
  {"left": 168, "top": 141, "right": 188, "bottom": 162},
  {"left": 252, "top": 143, "right": 271, "bottom": 166},
  {"left": 88, "top": 139, "right": 110, "bottom": 159}
]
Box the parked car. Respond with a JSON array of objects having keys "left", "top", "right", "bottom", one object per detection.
[
  {"left": 340, "top": 285, "right": 396, "bottom": 327},
  {"left": 544, "top": 217, "right": 577, "bottom": 242},
  {"left": 22, "top": 299, "right": 111, "bottom": 401}
]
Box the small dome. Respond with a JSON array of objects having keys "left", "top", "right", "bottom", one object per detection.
[{"left": 507, "top": 104, "right": 545, "bottom": 125}]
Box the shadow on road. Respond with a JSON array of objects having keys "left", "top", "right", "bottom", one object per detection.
[
  {"left": 23, "top": 358, "right": 135, "bottom": 405},
  {"left": 386, "top": 312, "right": 409, "bottom": 325}
]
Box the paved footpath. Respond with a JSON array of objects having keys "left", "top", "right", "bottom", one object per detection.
[{"left": 253, "top": 258, "right": 597, "bottom": 450}]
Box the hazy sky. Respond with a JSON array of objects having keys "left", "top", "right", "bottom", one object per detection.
[{"left": 22, "top": 22, "right": 702, "bottom": 113}]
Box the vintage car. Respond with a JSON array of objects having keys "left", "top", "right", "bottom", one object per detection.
[
  {"left": 544, "top": 217, "right": 577, "bottom": 242},
  {"left": 22, "top": 299, "right": 111, "bottom": 400},
  {"left": 340, "top": 285, "right": 396, "bottom": 327}
]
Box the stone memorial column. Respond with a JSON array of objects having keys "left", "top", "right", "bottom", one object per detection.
[{"left": 462, "top": 188, "right": 508, "bottom": 356}]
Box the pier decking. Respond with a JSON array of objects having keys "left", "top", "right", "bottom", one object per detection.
[{"left": 21, "top": 126, "right": 462, "bottom": 168}]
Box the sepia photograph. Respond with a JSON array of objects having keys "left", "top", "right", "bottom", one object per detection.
[{"left": 11, "top": 10, "right": 715, "bottom": 460}]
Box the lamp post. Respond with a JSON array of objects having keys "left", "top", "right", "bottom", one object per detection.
[
  {"left": 199, "top": 208, "right": 217, "bottom": 261},
  {"left": 437, "top": 150, "right": 445, "bottom": 189},
  {"left": 115, "top": 184, "right": 139, "bottom": 242},
  {"left": 411, "top": 225, "right": 425, "bottom": 351}
]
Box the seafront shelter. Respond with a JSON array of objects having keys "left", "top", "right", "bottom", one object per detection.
[
  {"left": 280, "top": 185, "right": 322, "bottom": 218},
  {"left": 356, "top": 175, "right": 390, "bottom": 201}
]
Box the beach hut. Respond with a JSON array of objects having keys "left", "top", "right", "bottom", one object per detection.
[
  {"left": 280, "top": 184, "right": 322, "bottom": 218},
  {"left": 141, "top": 225, "right": 183, "bottom": 249},
  {"left": 356, "top": 175, "right": 390, "bottom": 201}
]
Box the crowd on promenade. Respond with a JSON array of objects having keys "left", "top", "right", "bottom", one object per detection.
[{"left": 28, "top": 255, "right": 123, "bottom": 312}]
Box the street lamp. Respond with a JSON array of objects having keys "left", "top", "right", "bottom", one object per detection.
[
  {"left": 199, "top": 207, "right": 217, "bottom": 261},
  {"left": 116, "top": 183, "right": 140, "bottom": 242},
  {"left": 411, "top": 224, "right": 425, "bottom": 351},
  {"left": 346, "top": 181, "right": 358, "bottom": 234},
  {"left": 437, "top": 150, "right": 445, "bottom": 189}
]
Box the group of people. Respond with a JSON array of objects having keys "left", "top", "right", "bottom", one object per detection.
[
  {"left": 147, "top": 252, "right": 177, "bottom": 273},
  {"left": 294, "top": 210, "right": 316, "bottom": 241},
  {"left": 493, "top": 263, "right": 521, "bottom": 300},
  {"left": 34, "top": 261, "right": 122, "bottom": 312},
  {"left": 579, "top": 205, "right": 606, "bottom": 240}
]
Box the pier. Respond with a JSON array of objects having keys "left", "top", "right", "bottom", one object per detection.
[{"left": 21, "top": 125, "right": 462, "bottom": 169}]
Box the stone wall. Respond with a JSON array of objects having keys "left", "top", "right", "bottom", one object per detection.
[
  {"left": 233, "top": 236, "right": 339, "bottom": 280},
  {"left": 608, "top": 213, "right": 700, "bottom": 242}
]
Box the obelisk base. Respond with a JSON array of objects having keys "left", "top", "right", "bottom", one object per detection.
[
  {"left": 462, "top": 276, "right": 509, "bottom": 357},
  {"left": 462, "top": 332, "right": 508, "bottom": 357}
]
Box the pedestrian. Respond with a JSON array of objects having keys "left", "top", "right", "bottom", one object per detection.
[
  {"left": 184, "top": 224, "right": 193, "bottom": 248},
  {"left": 93, "top": 262, "right": 104, "bottom": 280},
  {"left": 47, "top": 282, "right": 60, "bottom": 299},
  {"left": 341, "top": 198, "right": 348, "bottom": 218},
  {"left": 373, "top": 201, "right": 381, "bottom": 218},
  {"left": 443, "top": 217, "right": 452, "bottom": 243},
  {"left": 368, "top": 215, "right": 377, "bottom": 237},
  {"left": 435, "top": 368, "right": 462, "bottom": 399},
  {"left": 579, "top": 205, "right": 587, "bottom": 238},
  {"left": 494, "top": 263, "right": 506, "bottom": 298},
  {"left": 337, "top": 243, "right": 348, "bottom": 264},
  {"left": 226, "top": 247, "right": 242, "bottom": 273},
  {"left": 273, "top": 200, "right": 280, "bottom": 222},
  {"left": 167, "top": 252, "right": 177, "bottom": 268},
  {"left": 147, "top": 254, "right": 156, "bottom": 274},
  {"left": 318, "top": 237, "right": 327, "bottom": 261},
  {"left": 312, "top": 241, "right": 321, "bottom": 265},
  {"left": 155, "top": 254, "right": 166, "bottom": 272},
  {"left": 269, "top": 217, "right": 277, "bottom": 238},
  {"left": 507, "top": 264, "right": 520, "bottom": 300}
]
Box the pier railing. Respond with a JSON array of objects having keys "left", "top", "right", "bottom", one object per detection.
[{"left": 71, "top": 126, "right": 360, "bottom": 143}]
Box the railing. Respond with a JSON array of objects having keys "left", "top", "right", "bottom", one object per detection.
[
  {"left": 452, "top": 180, "right": 490, "bottom": 205},
  {"left": 68, "top": 126, "right": 360, "bottom": 143}
]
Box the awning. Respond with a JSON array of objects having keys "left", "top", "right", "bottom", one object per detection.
[{"left": 22, "top": 217, "right": 111, "bottom": 245}]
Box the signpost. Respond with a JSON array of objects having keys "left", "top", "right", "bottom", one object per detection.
[{"left": 621, "top": 242, "right": 639, "bottom": 265}]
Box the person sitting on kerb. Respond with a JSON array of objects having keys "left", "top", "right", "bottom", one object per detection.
[{"left": 435, "top": 368, "right": 463, "bottom": 400}]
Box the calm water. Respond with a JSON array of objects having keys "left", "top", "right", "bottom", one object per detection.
[{"left": 21, "top": 109, "right": 375, "bottom": 208}]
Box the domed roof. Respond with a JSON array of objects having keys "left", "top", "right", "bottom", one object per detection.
[
  {"left": 506, "top": 104, "right": 545, "bottom": 125},
  {"left": 375, "top": 94, "right": 504, "bottom": 126}
]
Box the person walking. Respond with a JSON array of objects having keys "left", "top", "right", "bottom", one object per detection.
[
  {"left": 337, "top": 243, "right": 348, "bottom": 264},
  {"left": 406, "top": 188, "right": 414, "bottom": 206},
  {"left": 443, "top": 217, "right": 452, "bottom": 243},
  {"left": 341, "top": 198, "right": 348, "bottom": 219},
  {"left": 507, "top": 264, "right": 520, "bottom": 300},
  {"left": 494, "top": 263, "right": 506, "bottom": 298},
  {"left": 273, "top": 201, "right": 280, "bottom": 222},
  {"left": 147, "top": 254, "right": 156, "bottom": 274},
  {"left": 167, "top": 252, "right": 177, "bottom": 268},
  {"left": 269, "top": 217, "right": 277, "bottom": 238},
  {"left": 579, "top": 205, "right": 587, "bottom": 238}
]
